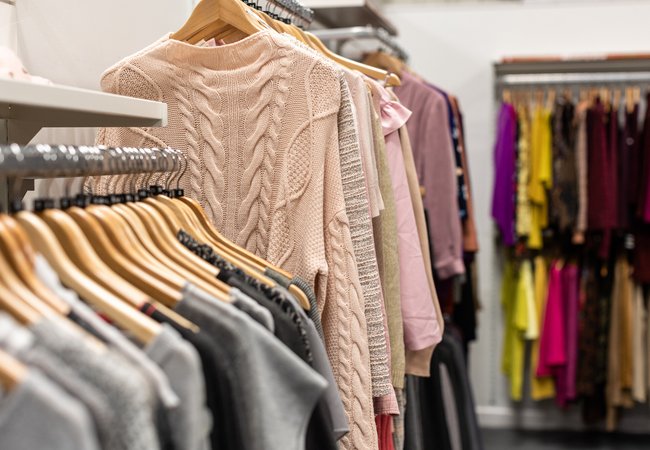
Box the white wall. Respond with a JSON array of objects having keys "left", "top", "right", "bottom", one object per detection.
[
  {"left": 0, "top": 0, "right": 193, "bottom": 147},
  {"left": 0, "top": 3, "right": 16, "bottom": 50},
  {"left": 384, "top": 0, "right": 650, "bottom": 430},
  {"left": 0, "top": 0, "right": 194, "bottom": 197}
]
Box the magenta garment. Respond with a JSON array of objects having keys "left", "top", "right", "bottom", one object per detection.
[
  {"left": 537, "top": 262, "right": 567, "bottom": 378},
  {"left": 562, "top": 264, "right": 580, "bottom": 404},
  {"left": 393, "top": 71, "right": 464, "bottom": 279},
  {"left": 491, "top": 103, "right": 517, "bottom": 247},
  {"left": 372, "top": 81, "right": 441, "bottom": 352}
]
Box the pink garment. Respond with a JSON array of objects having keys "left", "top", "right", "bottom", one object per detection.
[
  {"left": 563, "top": 264, "right": 580, "bottom": 404},
  {"left": 393, "top": 71, "right": 464, "bottom": 279},
  {"left": 537, "top": 262, "right": 567, "bottom": 381},
  {"left": 372, "top": 80, "right": 441, "bottom": 353}
]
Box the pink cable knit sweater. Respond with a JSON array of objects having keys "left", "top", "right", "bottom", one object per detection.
[{"left": 88, "top": 31, "right": 376, "bottom": 450}]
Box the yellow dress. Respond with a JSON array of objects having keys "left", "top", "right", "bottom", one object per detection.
[
  {"left": 530, "top": 256, "right": 556, "bottom": 399},
  {"left": 528, "top": 107, "right": 552, "bottom": 249},
  {"left": 502, "top": 257, "right": 535, "bottom": 401}
]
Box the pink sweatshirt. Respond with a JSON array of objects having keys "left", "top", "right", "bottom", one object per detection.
[{"left": 394, "top": 72, "right": 465, "bottom": 279}]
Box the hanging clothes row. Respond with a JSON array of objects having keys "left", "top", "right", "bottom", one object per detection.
[
  {"left": 492, "top": 85, "right": 650, "bottom": 430},
  {"left": 0, "top": 0, "right": 480, "bottom": 448},
  {"left": 362, "top": 52, "right": 483, "bottom": 450},
  {"left": 0, "top": 145, "right": 344, "bottom": 450}
]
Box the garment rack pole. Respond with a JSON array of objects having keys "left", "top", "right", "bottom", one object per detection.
[
  {"left": 311, "top": 26, "right": 408, "bottom": 62},
  {"left": 494, "top": 57, "right": 650, "bottom": 99},
  {"left": 267, "top": 0, "right": 314, "bottom": 25},
  {"left": 0, "top": 144, "right": 184, "bottom": 211}
]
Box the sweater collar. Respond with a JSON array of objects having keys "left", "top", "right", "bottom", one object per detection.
[{"left": 160, "top": 30, "right": 286, "bottom": 71}]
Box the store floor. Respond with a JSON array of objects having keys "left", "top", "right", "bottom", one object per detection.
[{"left": 482, "top": 428, "right": 650, "bottom": 449}]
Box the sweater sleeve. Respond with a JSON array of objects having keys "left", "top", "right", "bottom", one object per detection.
[
  {"left": 86, "top": 63, "right": 168, "bottom": 195},
  {"left": 337, "top": 75, "right": 392, "bottom": 401},
  {"left": 418, "top": 94, "right": 465, "bottom": 279},
  {"left": 306, "top": 61, "right": 377, "bottom": 450}
]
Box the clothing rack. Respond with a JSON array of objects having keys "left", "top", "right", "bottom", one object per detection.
[
  {"left": 300, "top": 0, "right": 398, "bottom": 36},
  {"left": 312, "top": 26, "right": 408, "bottom": 62},
  {"left": 494, "top": 57, "right": 650, "bottom": 98},
  {"left": 268, "top": 0, "right": 314, "bottom": 25},
  {"left": 242, "top": 0, "right": 314, "bottom": 26},
  {"left": 0, "top": 145, "right": 183, "bottom": 210}
]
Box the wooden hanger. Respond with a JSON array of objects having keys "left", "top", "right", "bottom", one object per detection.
[
  {"left": 0, "top": 215, "right": 69, "bottom": 314},
  {"left": 85, "top": 204, "right": 185, "bottom": 290},
  {"left": 304, "top": 32, "right": 401, "bottom": 87},
  {"left": 625, "top": 87, "right": 635, "bottom": 113},
  {"left": 14, "top": 211, "right": 159, "bottom": 344},
  {"left": 106, "top": 202, "right": 227, "bottom": 299},
  {"left": 171, "top": 0, "right": 267, "bottom": 44},
  {"left": 0, "top": 223, "right": 58, "bottom": 320},
  {"left": 39, "top": 208, "right": 157, "bottom": 309},
  {"left": 144, "top": 197, "right": 280, "bottom": 301},
  {"left": 149, "top": 195, "right": 290, "bottom": 297},
  {"left": 133, "top": 200, "right": 224, "bottom": 280},
  {"left": 579, "top": 88, "right": 588, "bottom": 103},
  {"left": 502, "top": 89, "right": 512, "bottom": 104},
  {"left": 613, "top": 88, "right": 622, "bottom": 112},
  {"left": 546, "top": 89, "right": 556, "bottom": 110},
  {"left": 0, "top": 248, "right": 42, "bottom": 325},
  {"left": 123, "top": 201, "right": 232, "bottom": 302},
  {"left": 0, "top": 349, "right": 27, "bottom": 391},
  {"left": 66, "top": 207, "right": 183, "bottom": 307},
  {"left": 534, "top": 89, "right": 544, "bottom": 107},
  {"left": 633, "top": 86, "right": 641, "bottom": 105},
  {"left": 363, "top": 51, "right": 406, "bottom": 78},
  {"left": 177, "top": 195, "right": 312, "bottom": 309}
]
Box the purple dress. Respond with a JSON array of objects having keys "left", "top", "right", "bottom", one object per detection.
[{"left": 492, "top": 102, "right": 517, "bottom": 246}]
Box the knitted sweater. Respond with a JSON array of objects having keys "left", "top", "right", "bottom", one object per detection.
[
  {"left": 87, "top": 31, "right": 376, "bottom": 450},
  {"left": 284, "top": 34, "right": 390, "bottom": 404},
  {"left": 339, "top": 75, "right": 392, "bottom": 400}
]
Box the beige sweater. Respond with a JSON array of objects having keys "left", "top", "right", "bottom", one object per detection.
[
  {"left": 87, "top": 31, "right": 376, "bottom": 449},
  {"left": 369, "top": 90, "right": 405, "bottom": 389}
]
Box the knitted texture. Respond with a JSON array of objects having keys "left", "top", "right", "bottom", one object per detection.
[
  {"left": 369, "top": 90, "right": 405, "bottom": 389},
  {"left": 339, "top": 76, "right": 392, "bottom": 399},
  {"left": 87, "top": 31, "right": 376, "bottom": 450}
]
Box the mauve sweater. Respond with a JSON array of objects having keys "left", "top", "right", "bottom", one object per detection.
[{"left": 394, "top": 71, "right": 464, "bottom": 279}]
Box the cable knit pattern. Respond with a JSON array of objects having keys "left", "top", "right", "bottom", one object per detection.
[
  {"left": 192, "top": 66, "right": 225, "bottom": 226},
  {"left": 282, "top": 34, "right": 390, "bottom": 402},
  {"left": 327, "top": 211, "right": 377, "bottom": 450},
  {"left": 86, "top": 31, "right": 376, "bottom": 450},
  {"left": 338, "top": 76, "right": 392, "bottom": 399}
]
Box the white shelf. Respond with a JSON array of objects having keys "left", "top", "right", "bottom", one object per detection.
[
  {"left": 0, "top": 78, "right": 168, "bottom": 145},
  {"left": 303, "top": 0, "right": 398, "bottom": 36}
]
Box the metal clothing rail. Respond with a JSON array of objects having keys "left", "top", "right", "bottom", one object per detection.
[
  {"left": 270, "top": 0, "right": 314, "bottom": 25},
  {"left": 0, "top": 145, "right": 184, "bottom": 179},
  {"left": 312, "top": 26, "right": 408, "bottom": 62},
  {"left": 0, "top": 145, "right": 185, "bottom": 211},
  {"left": 494, "top": 57, "right": 650, "bottom": 96},
  {"left": 243, "top": 0, "right": 313, "bottom": 26}
]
